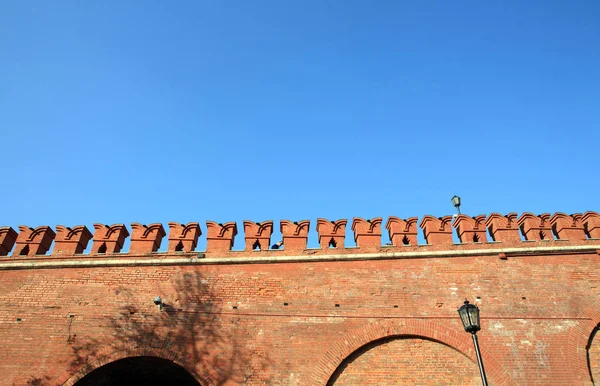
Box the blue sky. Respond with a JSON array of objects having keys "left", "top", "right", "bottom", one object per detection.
[{"left": 1, "top": 1, "right": 599, "bottom": 249}]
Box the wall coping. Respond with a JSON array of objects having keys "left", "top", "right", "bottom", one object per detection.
[{"left": 1, "top": 243, "right": 599, "bottom": 271}]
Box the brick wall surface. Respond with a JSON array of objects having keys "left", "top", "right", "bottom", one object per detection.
[
  {"left": 1, "top": 213, "right": 600, "bottom": 385},
  {"left": 0, "top": 253, "right": 598, "bottom": 385},
  {"left": 329, "top": 337, "right": 480, "bottom": 385}
]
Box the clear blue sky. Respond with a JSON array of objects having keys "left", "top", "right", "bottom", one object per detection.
[{"left": 1, "top": 1, "right": 599, "bottom": 249}]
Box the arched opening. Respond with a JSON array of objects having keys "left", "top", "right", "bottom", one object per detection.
[
  {"left": 401, "top": 235, "right": 410, "bottom": 246},
  {"left": 327, "top": 336, "right": 481, "bottom": 386},
  {"left": 73, "top": 356, "right": 201, "bottom": 386},
  {"left": 588, "top": 324, "right": 600, "bottom": 385},
  {"left": 328, "top": 237, "right": 337, "bottom": 248}
]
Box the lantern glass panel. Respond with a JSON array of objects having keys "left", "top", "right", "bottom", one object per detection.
[
  {"left": 458, "top": 301, "right": 480, "bottom": 333},
  {"left": 459, "top": 310, "right": 471, "bottom": 328},
  {"left": 468, "top": 305, "right": 480, "bottom": 327},
  {"left": 451, "top": 195, "right": 461, "bottom": 207}
]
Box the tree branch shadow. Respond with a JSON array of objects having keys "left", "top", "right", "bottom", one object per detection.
[{"left": 24, "top": 272, "right": 269, "bottom": 386}]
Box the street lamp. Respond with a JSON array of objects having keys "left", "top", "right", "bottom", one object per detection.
[
  {"left": 451, "top": 195, "right": 461, "bottom": 214},
  {"left": 458, "top": 299, "right": 488, "bottom": 386},
  {"left": 153, "top": 296, "right": 163, "bottom": 311}
]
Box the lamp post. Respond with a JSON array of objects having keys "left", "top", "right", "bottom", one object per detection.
[
  {"left": 458, "top": 299, "right": 488, "bottom": 386},
  {"left": 451, "top": 195, "right": 461, "bottom": 215}
]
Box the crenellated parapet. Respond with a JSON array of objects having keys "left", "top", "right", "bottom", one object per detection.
[
  {"left": 419, "top": 215, "right": 453, "bottom": 245},
  {"left": 168, "top": 222, "right": 201, "bottom": 253},
  {"left": 583, "top": 211, "right": 600, "bottom": 239},
  {"left": 550, "top": 213, "right": 586, "bottom": 241},
  {"left": 1, "top": 211, "right": 599, "bottom": 258},
  {"left": 351, "top": 217, "right": 382, "bottom": 248},
  {"left": 518, "top": 213, "right": 553, "bottom": 241},
  {"left": 243, "top": 221, "right": 273, "bottom": 251},
  {"left": 92, "top": 224, "right": 129, "bottom": 254},
  {"left": 206, "top": 221, "right": 237, "bottom": 252},
  {"left": 130, "top": 223, "right": 166, "bottom": 253},
  {"left": 14, "top": 225, "right": 55, "bottom": 256},
  {"left": 386, "top": 217, "right": 418, "bottom": 246},
  {"left": 54, "top": 225, "right": 93, "bottom": 255},
  {"left": 280, "top": 220, "right": 310, "bottom": 251},
  {"left": 0, "top": 227, "right": 18, "bottom": 256},
  {"left": 316, "top": 219, "right": 347, "bottom": 249},
  {"left": 453, "top": 214, "right": 488, "bottom": 243},
  {"left": 485, "top": 213, "right": 520, "bottom": 243}
]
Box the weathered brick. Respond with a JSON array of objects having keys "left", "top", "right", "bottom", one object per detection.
[{"left": 0, "top": 212, "right": 599, "bottom": 386}]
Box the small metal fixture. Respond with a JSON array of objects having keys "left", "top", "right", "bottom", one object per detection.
[
  {"left": 458, "top": 299, "right": 488, "bottom": 386},
  {"left": 451, "top": 195, "right": 461, "bottom": 215},
  {"left": 153, "top": 296, "right": 163, "bottom": 310}
]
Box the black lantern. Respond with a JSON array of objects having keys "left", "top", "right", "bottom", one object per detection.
[
  {"left": 458, "top": 300, "right": 480, "bottom": 333},
  {"left": 451, "top": 195, "right": 461, "bottom": 214},
  {"left": 457, "top": 299, "right": 488, "bottom": 386}
]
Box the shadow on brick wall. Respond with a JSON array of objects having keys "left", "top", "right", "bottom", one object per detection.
[{"left": 24, "top": 272, "right": 269, "bottom": 386}]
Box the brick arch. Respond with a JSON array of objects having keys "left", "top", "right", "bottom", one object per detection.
[
  {"left": 54, "top": 346, "right": 216, "bottom": 386},
  {"left": 567, "top": 303, "right": 600, "bottom": 384},
  {"left": 310, "top": 318, "right": 514, "bottom": 386}
]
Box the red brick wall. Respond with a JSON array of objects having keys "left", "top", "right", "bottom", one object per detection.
[
  {"left": 0, "top": 251, "right": 599, "bottom": 385},
  {"left": 328, "top": 337, "right": 480, "bottom": 385},
  {"left": 1, "top": 212, "right": 600, "bottom": 385}
]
